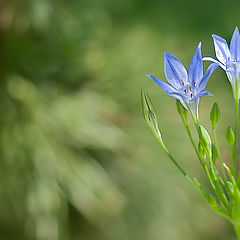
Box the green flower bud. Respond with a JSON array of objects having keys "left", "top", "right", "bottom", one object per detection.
[
  {"left": 206, "top": 193, "right": 218, "bottom": 206},
  {"left": 210, "top": 102, "right": 220, "bottom": 128},
  {"left": 141, "top": 89, "right": 165, "bottom": 148},
  {"left": 225, "top": 127, "right": 235, "bottom": 146}
]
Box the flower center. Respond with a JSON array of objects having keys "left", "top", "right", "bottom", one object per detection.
[{"left": 180, "top": 79, "right": 195, "bottom": 98}]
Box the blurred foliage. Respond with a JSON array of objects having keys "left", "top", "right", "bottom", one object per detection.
[{"left": 0, "top": 0, "right": 240, "bottom": 239}]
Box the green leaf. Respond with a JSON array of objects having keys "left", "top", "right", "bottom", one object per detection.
[
  {"left": 176, "top": 100, "right": 188, "bottom": 124},
  {"left": 225, "top": 127, "right": 235, "bottom": 146},
  {"left": 210, "top": 102, "right": 220, "bottom": 128}
]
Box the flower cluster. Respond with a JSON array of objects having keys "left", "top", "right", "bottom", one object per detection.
[
  {"left": 147, "top": 27, "right": 240, "bottom": 114},
  {"left": 142, "top": 27, "right": 240, "bottom": 240}
]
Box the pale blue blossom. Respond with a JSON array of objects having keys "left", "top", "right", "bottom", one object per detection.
[
  {"left": 203, "top": 27, "right": 240, "bottom": 99},
  {"left": 147, "top": 43, "right": 218, "bottom": 119}
]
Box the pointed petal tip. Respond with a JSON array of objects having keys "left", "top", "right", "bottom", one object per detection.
[
  {"left": 211, "top": 34, "right": 223, "bottom": 41},
  {"left": 198, "top": 42, "right": 202, "bottom": 48},
  {"left": 212, "top": 33, "right": 218, "bottom": 39},
  {"left": 232, "top": 27, "right": 240, "bottom": 39},
  {"left": 146, "top": 73, "right": 151, "bottom": 78},
  {"left": 164, "top": 51, "right": 174, "bottom": 58},
  {"left": 164, "top": 51, "right": 169, "bottom": 57},
  {"left": 234, "top": 26, "right": 239, "bottom": 34},
  {"left": 208, "top": 91, "right": 213, "bottom": 96}
]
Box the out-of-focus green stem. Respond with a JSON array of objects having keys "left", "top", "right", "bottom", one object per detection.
[{"left": 234, "top": 223, "right": 240, "bottom": 240}]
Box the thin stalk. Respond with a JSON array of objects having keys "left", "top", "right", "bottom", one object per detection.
[
  {"left": 212, "top": 127, "right": 228, "bottom": 183},
  {"left": 178, "top": 112, "right": 229, "bottom": 209},
  {"left": 182, "top": 119, "right": 228, "bottom": 208},
  {"left": 204, "top": 155, "right": 229, "bottom": 211},
  {"left": 188, "top": 104, "right": 229, "bottom": 211},
  {"left": 232, "top": 64, "right": 239, "bottom": 178},
  {"left": 155, "top": 129, "right": 195, "bottom": 187},
  {"left": 233, "top": 97, "right": 239, "bottom": 178},
  {"left": 184, "top": 123, "right": 204, "bottom": 167}
]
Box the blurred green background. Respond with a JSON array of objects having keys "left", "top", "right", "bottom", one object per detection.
[{"left": 0, "top": 0, "right": 239, "bottom": 239}]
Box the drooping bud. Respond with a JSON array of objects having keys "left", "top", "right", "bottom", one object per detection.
[
  {"left": 210, "top": 102, "right": 220, "bottom": 128},
  {"left": 141, "top": 89, "right": 166, "bottom": 149},
  {"left": 225, "top": 127, "right": 235, "bottom": 146}
]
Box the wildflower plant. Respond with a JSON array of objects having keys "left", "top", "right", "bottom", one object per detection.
[{"left": 142, "top": 28, "right": 240, "bottom": 239}]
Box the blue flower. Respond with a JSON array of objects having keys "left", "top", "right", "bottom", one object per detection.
[
  {"left": 146, "top": 43, "right": 218, "bottom": 119},
  {"left": 203, "top": 27, "right": 240, "bottom": 99}
]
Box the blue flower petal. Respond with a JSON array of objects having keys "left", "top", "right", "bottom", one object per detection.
[
  {"left": 197, "top": 63, "right": 219, "bottom": 92},
  {"left": 226, "top": 61, "right": 235, "bottom": 84},
  {"left": 188, "top": 42, "right": 203, "bottom": 85},
  {"left": 230, "top": 27, "right": 240, "bottom": 61},
  {"left": 164, "top": 52, "right": 188, "bottom": 88},
  {"left": 202, "top": 56, "right": 226, "bottom": 70},
  {"left": 179, "top": 99, "right": 188, "bottom": 109},
  {"left": 226, "top": 61, "right": 240, "bottom": 85},
  {"left": 191, "top": 90, "right": 212, "bottom": 101},
  {"left": 168, "top": 92, "right": 189, "bottom": 109},
  {"left": 167, "top": 91, "right": 188, "bottom": 99},
  {"left": 146, "top": 73, "right": 179, "bottom": 94},
  {"left": 146, "top": 73, "right": 188, "bottom": 100},
  {"left": 212, "top": 34, "right": 230, "bottom": 65}
]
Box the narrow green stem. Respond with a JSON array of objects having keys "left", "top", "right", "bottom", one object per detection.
[
  {"left": 184, "top": 123, "right": 204, "bottom": 167},
  {"left": 186, "top": 109, "right": 220, "bottom": 193},
  {"left": 232, "top": 64, "right": 239, "bottom": 178},
  {"left": 202, "top": 163, "right": 216, "bottom": 191},
  {"left": 204, "top": 156, "right": 229, "bottom": 211},
  {"left": 212, "top": 127, "right": 228, "bottom": 183},
  {"left": 233, "top": 97, "right": 239, "bottom": 178},
  {"left": 188, "top": 105, "right": 230, "bottom": 211},
  {"left": 155, "top": 130, "right": 195, "bottom": 187}
]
